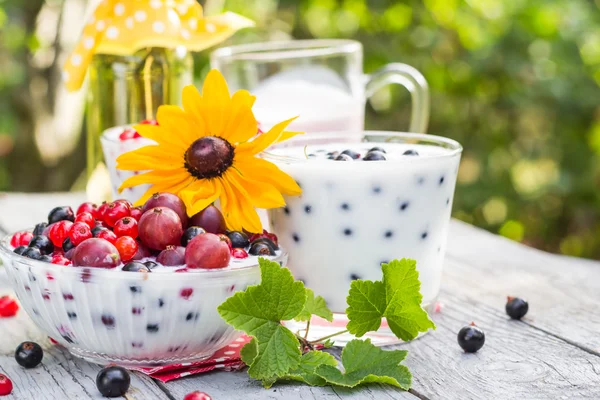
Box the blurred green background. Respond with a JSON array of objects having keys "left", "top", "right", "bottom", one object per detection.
[{"left": 1, "top": 0, "right": 599, "bottom": 260}]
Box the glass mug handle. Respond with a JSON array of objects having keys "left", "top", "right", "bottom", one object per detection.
[{"left": 365, "top": 63, "right": 430, "bottom": 133}]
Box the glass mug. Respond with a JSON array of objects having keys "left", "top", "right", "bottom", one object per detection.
[{"left": 210, "top": 39, "right": 430, "bottom": 137}]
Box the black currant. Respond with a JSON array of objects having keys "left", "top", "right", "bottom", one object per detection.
[
  {"left": 249, "top": 242, "right": 276, "bottom": 256},
  {"left": 340, "top": 149, "right": 360, "bottom": 159},
  {"left": 403, "top": 149, "right": 419, "bottom": 156},
  {"left": 13, "top": 246, "right": 27, "bottom": 255},
  {"left": 48, "top": 206, "right": 75, "bottom": 224},
  {"left": 96, "top": 366, "right": 130, "bottom": 398},
  {"left": 457, "top": 323, "right": 485, "bottom": 353},
  {"left": 505, "top": 297, "right": 528, "bottom": 320},
  {"left": 121, "top": 262, "right": 151, "bottom": 273},
  {"left": 363, "top": 151, "right": 387, "bottom": 161},
  {"left": 28, "top": 235, "right": 53, "bottom": 255},
  {"left": 251, "top": 237, "right": 279, "bottom": 250},
  {"left": 181, "top": 226, "right": 206, "bottom": 247},
  {"left": 33, "top": 222, "right": 48, "bottom": 236},
  {"left": 22, "top": 247, "right": 42, "bottom": 260},
  {"left": 15, "top": 341, "right": 43, "bottom": 368}
]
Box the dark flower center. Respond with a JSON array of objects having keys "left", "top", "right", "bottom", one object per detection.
[{"left": 184, "top": 136, "right": 234, "bottom": 179}]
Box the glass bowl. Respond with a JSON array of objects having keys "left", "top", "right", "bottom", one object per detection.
[{"left": 0, "top": 233, "right": 287, "bottom": 367}]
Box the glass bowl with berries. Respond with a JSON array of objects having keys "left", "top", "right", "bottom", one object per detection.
[
  {"left": 0, "top": 193, "right": 286, "bottom": 367},
  {"left": 100, "top": 121, "right": 157, "bottom": 204}
]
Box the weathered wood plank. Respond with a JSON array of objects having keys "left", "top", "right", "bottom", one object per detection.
[{"left": 445, "top": 220, "right": 600, "bottom": 354}]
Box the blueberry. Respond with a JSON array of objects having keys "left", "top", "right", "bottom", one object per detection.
[
  {"left": 91, "top": 226, "right": 106, "bottom": 237},
  {"left": 33, "top": 222, "right": 48, "bottom": 236},
  {"left": 369, "top": 146, "right": 387, "bottom": 154},
  {"left": 384, "top": 230, "right": 393, "bottom": 238},
  {"left": 341, "top": 203, "right": 350, "bottom": 211},
  {"left": 15, "top": 341, "right": 43, "bottom": 368},
  {"left": 350, "top": 274, "right": 361, "bottom": 280},
  {"left": 343, "top": 228, "right": 353, "bottom": 236},
  {"left": 101, "top": 315, "right": 115, "bottom": 328},
  {"left": 181, "top": 226, "right": 206, "bottom": 247},
  {"left": 22, "top": 247, "right": 42, "bottom": 260},
  {"left": 13, "top": 246, "right": 27, "bottom": 255},
  {"left": 122, "top": 262, "right": 151, "bottom": 273},
  {"left": 29, "top": 235, "right": 53, "bottom": 255},
  {"left": 146, "top": 324, "right": 159, "bottom": 333},
  {"left": 144, "top": 261, "right": 159, "bottom": 270},
  {"left": 341, "top": 149, "right": 360, "bottom": 159},
  {"left": 252, "top": 237, "right": 279, "bottom": 250},
  {"left": 292, "top": 233, "right": 300, "bottom": 243},
  {"left": 226, "top": 231, "right": 249, "bottom": 248},
  {"left": 403, "top": 149, "right": 419, "bottom": 156},
  {"left": 62, "top": 237, "right": 75, "bottom": 252},
  {"left": 48, "top": 206, "right": 75, "bottom": 224},
  {"left": 96, "top": 366, "right": 130, "bottom": 398},
  {"left": 505, "top": 297, "right": 528, "bottom": 320},
  {"left": 457, "top": 324, "right": 485, "bottom": 353},
  {"left": 400, "top": 202, "right": 409, "bottom": 211},
  {"left": 363, "top": 151, "right": 386, "bottom": 161},
  {"left": 304, "top": 205, "right": 312, "bottom": 214},
  {"left": 334, "top": 154, "right": 354, "bottom": 161},
  {"left": 249, "top": 242, "right": 276, "bottom": 256}
]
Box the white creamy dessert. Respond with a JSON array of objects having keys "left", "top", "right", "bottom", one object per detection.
[{"left": 267, "top": 133, "right": 462, "bottom": 313}]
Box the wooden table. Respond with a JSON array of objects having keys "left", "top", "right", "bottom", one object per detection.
[{"left": 1, "top": 192, "right": 599, "bottom": 400}]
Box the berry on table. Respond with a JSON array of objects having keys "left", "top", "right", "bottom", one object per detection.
[
  {"left": 10, "top": 231, "right": 33, "bottom": 248},
  {"left": 97, "top": 230, "right": 117, "bottom": 244},
  {"left": 138, "top": 207, "right": 183, "bottom": 250},
  {"left": 113, "top": 217, "right": 138, "bottom": 238},
  {"left": 33, "top": 222, "right": 48, "bottom": 236},
  {"left": 96, "top": 366, "right": 130, "bottom": 398},
  {"left": 129, "top": 206, "right": 143, "bottom": 221},
  {"left": 48, "top": 220, "right": 73, "bottom": 247},
  {"left": 13, "top": 246, "right": 27, "bottom": 255},
  {"left": 185, "top": 233, "right": 230, "bottom": 269},
  {"left": 341, "top": 149, "right": 360, "bottom": 159},
  {"left": 75, "top": 211, "right": 95, "bottom": 229},
  {"left": 71, "top": 238, "right": 121, "bottom": 268},
  {"left": 227, "top": 231, "right": 249, "bottom": 248},
  {"left": 457, "top": 322, "right": 485, "bottom": 353},
  {"left": 28, "top": 235, "right": 54, "bottom": 255},
  {"left": 103, "top": 202, "right": 130, "bottom": 227},
  {"left": 506, "top": 297, "right": 529, "bottom": 320},
  {"left": 157, "top": 245, "right": 186, "bottom": 266},
  {"left": 363, "top": 151, "right": 387, "bottom": 161},
  {"left": 181, "top": 226, "right": 206, "bottom": 247},
  {"left": 122, "top": 262, "right": 151, "bottom": 273},
  {"left": 22, "top": 247, "right": 43, "bottom": 260},
  {"left": 231, "top": 248, "right": 248, "bottom": 259},
  {"left": 189, "top": 205, "right": 226, "bottom": 234},
  {"left": 0, "top": 296, "right": 19, "bottom": 317},
  {"left": 142, "top": 192, "right": 188, "bottom": 227},
  {"left": 249, "top": 242, "right": 276, "bottom": 256},
  {"left": 115, "top": 236, "right": 138, "bottom": 262},
  {"left": 14, "top": 341, "right": 43, "bottom": 368},
  {"left": 69, "top": 222, "right": 92, "bottom": 246},
  {"left": 0, "top": 374, "right": 12, "bottom": 396},
  {"left": 184, "top": 391, "right": 212, "bottom": 400}
]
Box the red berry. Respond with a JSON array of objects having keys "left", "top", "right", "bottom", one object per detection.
[
  {"left": 76, "top": 202, "right": 98, "bottom": 217},
  {"left": 10, "top": 231, "right": 33, "bottom": 247},
  {"left": 249, "top": 229, "right": 279, "bottom": 247},
  {"left": 114, "top": 199, "right": 132, "bottom": 209},
  {"left": 157, "top": 245, "right": 185, "bottom": 266},
  {"left": 75, "top": 212, "right": 95, "bottom": 229},
  {"left": 0, "top": 373, "right": 13, "bottom": 396},
  {"left": 184, "top": 391, "right": 212, "bottom": 400},
  {"left": 119, "top": 127, "right": 142, "bottom": 140},
  {"left": 103, "top": 202, "right": 130, "bottom": 227},
  {"left": 0, "top": 296, "right": 19, "bottom": 318},
  {"left": 130, "top": 206, "right": 143, "bottom": 221},
  {"left": 97, "top": 202, "right": 110, "bottom": 221},
  {"left": 231, "top": 248, "right": 248, "bottom": 259},
  {"left": 51, "top": 255, "right": 71, "bottom": 266},
  {"left": 114, "top": 217, "right": 138, "bottom": 238},
  {"left": 185, "top": 233, "right": 230, "bottom": 269},
  {"left": 97, "top": 230, "right": 117, "bottom": 244},
  {"left": 142, "top": 192, "right": 188, "bottom": 227},
  {"left": 69, "top": 222, "right": 92, "bottom": 246},
  {"left": 48, "top": 221, "right": 73, "bottom": 247},
  {"left": 115, "top": 236, "right": 138, "bottom": 262}
]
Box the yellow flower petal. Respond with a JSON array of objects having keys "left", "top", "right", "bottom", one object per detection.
[
  {"left": 119, "top": 168, "right": 189, "bottom": 191},
  {"left": 276, "top": 130, "right": 304, "bottom": 144},
  {"left": 237, "top": 117, "right": 296, "bottom": 155},
  {"left": 223, "top": 105, "right": 258, "bottom": 144},
  {"left": 134, "top": 125, "right": 188, "bottom": 151},
  {"left": 135, "top": 175, "right": 195, "bottom": 206},
  {"left": 236, "top": 156, "right": 302, "bottom": 196},
  {"left": 157, "top": 105, "right": 206, "bottom": 145},
  {"left": 180, "top": 179, "right": 222, "bottom": 216},
  {"left": 219, "top": 176, "right": 262, "bottom": 233},
  {"left": 200, "top": 69, "right": 231, "bottom": 136},
  {"left": 229, "top": 167, "right": 285, "bottom": 209},
  {"left": 116, "top": 145, "right": 183, "bottom": 170}
]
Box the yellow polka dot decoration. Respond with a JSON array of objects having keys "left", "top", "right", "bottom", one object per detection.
[{"left": 63, "top": 0, "right": 254, "bottom": 92}]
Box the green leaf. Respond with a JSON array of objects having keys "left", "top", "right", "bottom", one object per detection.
[
  {"left": 218, "top": 258, "right": 307, "bottom": 379},
  {"left": 240, "top": 338, "right": 258, "bottom": 366},
  {"left": 315, "top": 339, "right": 412, "bottom": 389},
  {"left": 322, "top": 339, "right": 335, "bottom": 348},
  {"left": 295, "top": 288, "right": 334, "bottom": 322},
  {"left": 346, "top": 258, "right": 435, "bottom": 341},
  {"left": 285, "top": 351, "right": 338, "bottom": 386}
]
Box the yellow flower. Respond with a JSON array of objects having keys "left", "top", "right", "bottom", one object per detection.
[{"left": 117, "top": 69, "right": 302, "bottom": 233}]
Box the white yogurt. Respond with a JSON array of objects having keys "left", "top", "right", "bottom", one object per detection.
[{"left": 267, "top": 134, "right": 462, "bottom": 312}]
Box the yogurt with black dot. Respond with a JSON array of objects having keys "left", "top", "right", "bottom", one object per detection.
[{"left": 267, "top": 136, "right": 462, "bottom": 312}]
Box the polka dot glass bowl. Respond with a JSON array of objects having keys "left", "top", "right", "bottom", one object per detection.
[
  {"left": 265, "top": 131, "right": 462, "bottom": 344},
  {"left": 0, "top": 233, "right": 287, "bottom": 367}
]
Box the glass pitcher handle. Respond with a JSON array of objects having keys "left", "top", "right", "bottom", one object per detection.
[{"left": 365, "top": 63, "right": 430, "bottom": 133}]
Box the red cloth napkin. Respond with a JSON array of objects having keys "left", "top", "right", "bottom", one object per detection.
[{"left": 130, "top": 335, "right": 251, "bottom": 383}]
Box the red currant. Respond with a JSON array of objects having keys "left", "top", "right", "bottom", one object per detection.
[
  {"left": 76, "top": 202, "right": 98, "bottom": 217},
  {"left": 51, "top": 255, "right": 71, "bottom": 266},
  {"left": 48, "top": 221, "right": 73, "bottom": 247},
  {"left": 97, "top": 230, "right": 117, "bottom": 244},
  {"left": 0, "top": 296, "right": 19, "bottom": 317},
  {"left": 0, "top": 373, "right": 13, "bottom": 396},
  {"left": 114, "top": 199, "right": 132, "bottom": 209},
  {"left": 69, "top": 222, "right": 92, "bottom": 246},
  {"left": 97, "top": 202, "right": 110, "bottom": 220},
  {"left": 74, "top": 212, "right": 95, "bottom": 229},
  {"left": 113, "top": 217, "right": 138, "bottom": 238},
  {"left": 115, "top": 236, "right": 138, "bottom": 262},
  {"left": 118, "top": 127, "right": 142, "bottom": 140},
  {"left": 184, "top": 391, "right": 212, "bottom": 400},
  {"left": 129, "top": 206, "right": 143, "bottom": 221},
  {"left": 10, "top": 231, "right": 33, "bottom": 247},
  {"left": 231, "top": 248, "right": 248, "bottom": 259},
  {"left": 103, "top": 202, "right": 130, "bottom": 227}
]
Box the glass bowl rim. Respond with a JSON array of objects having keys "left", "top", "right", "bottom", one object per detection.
[
  {"left": 262, "top": 131, "right": 463, "bottom": 163},
  {"left": 210, "top": 39, "right": 362, "bottom": 63},
  {"left": 0, "top": 231, "right": 285, "bottom": 283}
]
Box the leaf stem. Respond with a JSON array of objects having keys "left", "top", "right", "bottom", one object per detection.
[
  {"left": 308, "top": 329, "right": 349, "bottom": 344},
  {"left": 303, "top": 320, "right": 311, "bottom": 340},
  {"left": 295, "top": 333, "right": 314, "bottom": 353}
]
